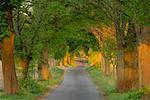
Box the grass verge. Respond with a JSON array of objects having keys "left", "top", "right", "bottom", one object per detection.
[
  {"left": 0, "top": 67, "right": 64, "bottom": 100},
  {"left": 87, "top": 67, "right": 147, "bottom": 100}
]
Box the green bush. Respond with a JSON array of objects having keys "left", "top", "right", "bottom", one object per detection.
[{"left": 18, "top": 77, "right": 43, "bottom": 94}]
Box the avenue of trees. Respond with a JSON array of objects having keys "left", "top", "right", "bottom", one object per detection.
[{"left": 0, "top": 0, "right": 150, "bottom": 96}]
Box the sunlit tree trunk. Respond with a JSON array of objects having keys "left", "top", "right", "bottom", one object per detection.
[
  {"left": 0, "top": 45, "right": 2, "bottom": 60},
  {"left": 116, "top": 49, "right": 124, "bottom": 90},
  {"left": 100, "top": 53, "right": 106, "bottom": 73},
  {"left": 115, "top": 21, "right": 139, "bottom": 92},
  {"left": 1, "top": 33, "right": 18, "bottom": 94},
  {"left": 138, "top": 43, "right": 150, "bottom": 88},
  {"left": 103, "top": 56, "right": 110, "bottom": 76},
  {"left": 58, "top": 59, "right": 64, "bottom": 67},
  {"left": 117, "top": 49, "right": 139, "bottom": 92},
  {"left": 19, "top": 59, "right": 29, "bottom": 79},
  {"left": 63, "top": 53, "right": 70, "bottom": 67},
  {"left": 1, "top": 4, "right": 18, "bottom": 94},
  {"left": 136, "top": 26, "right": 150, "bottom": 88},
  {"left": 38, "top": 46, "right": 51, "bottom": 80},
  {"left": 111, "top": 58, "right": 116, "bottom": 77}
]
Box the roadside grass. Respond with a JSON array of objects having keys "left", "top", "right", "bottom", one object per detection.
[
  {"left": 87, "top": 67, "right": 146, "bottom": 100},
  {"left": 0, "top": 67, "right": 64, "bottom": 100}
]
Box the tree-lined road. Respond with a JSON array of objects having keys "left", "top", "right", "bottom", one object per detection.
[{"left": 45, "top": 67, "right": 103, "bottom": 100}]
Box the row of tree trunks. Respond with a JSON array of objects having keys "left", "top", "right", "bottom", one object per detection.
[
  {"left": 116, "top": 23, "right": 150, "bottom": 92},
  {"left": 90, "top": 24, "right": 141, "bottom": 92},
  {"left": 19, "top": 47, "right": 54, "bottom": 81},
  {"left": 89, "top": 24, "right": 148, "bottom": 92}
]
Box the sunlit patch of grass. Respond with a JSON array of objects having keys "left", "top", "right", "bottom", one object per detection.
[
  {"left": 0, "top": 90, "right": 37, "bottom": 100},
  {"left": 0, "top": 67, "right": 64, "bottom": 100},
  {"left": 87, "top": 67, "right": 144, "bottom": 100},
  {"left": 87, "top": 67, "right": 116, "bottom": 94}
]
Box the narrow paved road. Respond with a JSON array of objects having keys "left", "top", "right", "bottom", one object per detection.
[{"left": 45, "top": 67, "right": 104, "bottom": 100}]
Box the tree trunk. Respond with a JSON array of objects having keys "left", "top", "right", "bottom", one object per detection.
[
  {"left": 104, "top": 57, "right": 110, "bottom": 76},
  {"left": 100, "top": 53, "right": 106, "bottom": 73},
  {"left": 137, "top": 26, "right": 150, "bottom": 88},
  {"left": 116, "top": 50, "right": 125, "bottom": 91},
  {"left": 59, "top": 60, "right": 63, "bottom": 66},
  {"left": 1, "top": 32, "right": 18, "bottom": 94},
  {"left": 19, "top": 59, "right": 29, "bottom": 79},
  {"left": 115, "top": 21, "right": 139, "bottom": 92},
  {"left": 1, "top": 3, "right": 18, "bottom": 94},
  {"left": 116, "top": 48, "right": 139, "bottom": 92},
  {"left": 39, "top": 47, "right": 51, "bottom": 80},
  {"left": 138, "top": 43, "right": 150, "bottom": 88}
]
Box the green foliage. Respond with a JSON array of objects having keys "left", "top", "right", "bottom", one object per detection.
[
  {"left": 11, "top": 0, "right": 25, "bottom": 7},
  {"left": 50, "top": 67, "right": 64, "bottom": 84},
  {"left": 122, "top": 0, "right": 150, "bottom": 25},
  {"left": 30, "top": 0, "right": 102, "bottom": 60},
  {"left": 124, "top": 23, "right": 138, "bottom": 51},
  {"left": 0, "top": 91, "right": 37, "bottom": 100},
  {"left": 0, "top": 0, "right": 25, "bottom": 40},
  {"left": 66, "top": 30, "right": 100, "bottom": 55},
  {"left": 19, "top": 77, "right": 42, "bottom": 93},
  {"left": 101, "top": 37, "right": 117, "bottom": 59},
  {"left": 15, "top": 27, "right": 36, "bottom": 60},
  {"left": 127, "top": 90, "right": 144, "bottom": 100},
  {"left": 0, "top": 7, "right": 9, "bottom": 40}
]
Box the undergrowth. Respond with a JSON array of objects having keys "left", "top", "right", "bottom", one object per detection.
[{"left": 0, "top": 67, "right": 64, "bottom": 100}]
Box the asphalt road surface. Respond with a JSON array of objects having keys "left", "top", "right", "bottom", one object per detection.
[{"left": 45, "top": 67, "right": 103, "bottom": 100}]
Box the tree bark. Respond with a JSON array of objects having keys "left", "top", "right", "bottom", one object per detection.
[
  {"left": 138, "top": 43, "right": 150, "bottom": 88},
  {"left": 104, "top": 56, "right": 110, "bottom": 76},
  {"left": 38, "top": 46, "right": 51, "bottom": 80},
  {"left": 136, "top": 26, "right": 150, "bottom": 88},
  {"left": 116, "top": 49, "right": 139, "bottom": 92},
  {"left": 1, "top": 32, "right": 18, "bottom": 94},
  {"left": 1, "top": 3, "right": 18, "bottom": 94},
  {"left": 115, "top": 21, "right": 139, "bottom": 92},
  {"left": 19, "top": 59, "right": 29, "bottom": 79}
]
